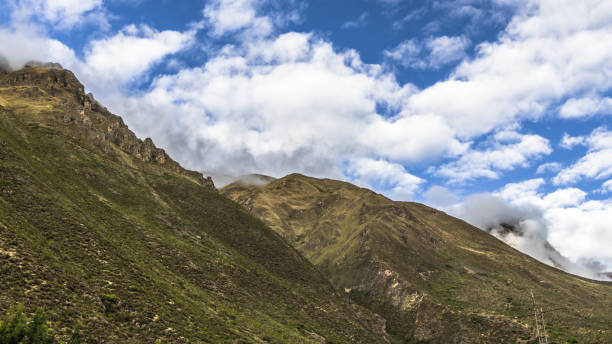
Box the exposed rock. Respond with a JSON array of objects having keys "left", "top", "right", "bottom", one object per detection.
[{"left": 0, "top": 65, "right": 215, "bottom": 190}]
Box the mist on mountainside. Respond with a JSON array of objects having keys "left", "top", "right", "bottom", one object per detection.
[
  {"left": 206, "top": 172, "right": 276, "bottom": 188},
  {"left": 0, "top": 54, "right": 64, "bottom": 73},
  {"left": 0, "top": 55, "right": 10, "bottom": 73},
  {"left": 449, "top": 193, "right": 610, "bottom": 281}
]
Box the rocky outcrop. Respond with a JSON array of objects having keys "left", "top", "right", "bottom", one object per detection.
[
  {"left": 0, "top": 65, "right": 214, "bottom": 189},
  {"left": 343, "top": 258, "right": 529, "bottom": 343}
]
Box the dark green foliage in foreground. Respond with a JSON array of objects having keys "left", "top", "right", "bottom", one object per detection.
[
  {"left": 0, "top": 305, "right": 79, "bottom": 344},
  {"left": 0, "top": 304, "right": 27, "bottom": 344}
]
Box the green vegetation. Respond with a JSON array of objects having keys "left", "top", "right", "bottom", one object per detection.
[
  {"left": 0, "top": 67, "right": 386, "bottom": 343},
  {"left": 0, "top": 305, "right": 80, "bottom": 344},
  {"left": 222, "top": 173, "right": 612, "bottom": 343}
]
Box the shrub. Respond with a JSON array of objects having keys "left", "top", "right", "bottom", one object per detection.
[
  {"left": 23, "top": 308, "right": 54, "bottom": 344},
  {"left": 0, "top": 305, "right": 80, "bottom": 344},
  {"left": 0, "top": 304, "right": 27, "bottom": 344}
]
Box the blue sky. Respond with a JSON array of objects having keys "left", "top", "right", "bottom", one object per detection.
[{"left": 1, "top": 0, "right": 612, "bottom": 277}]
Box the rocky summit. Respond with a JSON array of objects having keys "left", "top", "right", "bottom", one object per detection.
[
  {"left": 222, "top": 173, "right": 612, "bottom": 344},
  {"left": 0, "top": 66, "right": 214, "bottom": 189}
]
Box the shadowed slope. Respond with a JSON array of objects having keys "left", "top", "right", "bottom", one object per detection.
[
  {"left": 222, "top": 173, "right": 612, "bottom": 344},
  {"left": 0, "top": 67, "right": 387, "bottom": 343}
]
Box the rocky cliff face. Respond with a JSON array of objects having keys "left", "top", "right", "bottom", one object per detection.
[{"left": 0, "top": 65, "right": 214, "bottom": 189}]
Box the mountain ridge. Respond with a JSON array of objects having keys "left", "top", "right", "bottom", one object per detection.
[
  {"left": 0, "top": 65, "right": 214, "bottom": 189},
  {"left": 222, "top": 173, "right": 612, "bottom": 343}
]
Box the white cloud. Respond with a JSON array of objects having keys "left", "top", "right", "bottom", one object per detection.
[
  {"left": 554, "top": 128, "right": 612, "bottom": 185},
  {"left": 448, "top": 179, "right": 612, "bottom": 278},
  {"left": 81, "top": 24, "right": 195, "bottom": 84},
  {"left": 436, "top": 131, "right": 551, "bottom": 182},
  {"left": 427, "top": 35, "right": 472, "bottom": 67},
  {"left": 404, "top": 0, "right": 612, "bottom": 138},
  {"left": 497, "top": 178, "right": 546, "bottom": 203},
  {"left": 204, "top": 0, "right": 272, "bottom": 37},
  {"left": 384, "top": 35, "right": 471, "bottom": 69},
  {"left": 423, "top": 185, "right": 459, "bottom": 207},
  {"left": 494, "top": 179, "right": 612, "bottom": 273},
  {"left": 0, "top": 27, "right": 77, "bottom": 70},
  {"left": 560, "top": 96, "right": 612, "bottom": 118},
  {"left": 383, "top": 39, "right": 421, "bottom": 66},
  {"left": 359, "top": 114, "right": 467, "bottom": 163},
  {"left": 559, "top": 133, "right": 585, "bottom": 150},
  {"left": 347, "top": 158, "right": 424, "bottom": 201},
  {"left": 536, "top": 161, "right": 561, "bottom": 174},
  {"left": 202, "top": 0, "right": 302, "bottom": 38},
  {"left": 9, "top": 0, "right": 106, "bottom": 29},
  {"left": 544, "top": 200, "right": 612, "bottom": 273},
  {"left": 446, "top": 191, "right": 598, "bottom": 278},
  {"left": 108, "top": 33, "right": 432, "bottom": 181},
  {"left": 600, "top": 179, "right": 612, "bottom": 193}
]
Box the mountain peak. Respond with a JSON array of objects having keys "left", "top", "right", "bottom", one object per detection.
[
  {"left": 222, "top": 173, "right": 612, "bottom": 343},
  {"left": 0, "top": 65, "right": 214, "bottom": 189},
  {"left": 1, "top": 65, "right": 83, "bottom": 96}
]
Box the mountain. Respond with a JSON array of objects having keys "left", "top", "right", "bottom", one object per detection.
[
  {"left": 222, "top": 173, "right": 612, "bottom": 344},
  {"left": 0, "top": 66, "right": 388, "bottom": 343}
]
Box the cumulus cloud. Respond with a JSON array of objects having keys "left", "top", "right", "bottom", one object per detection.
[
  {"left": 204, "top": 0, "right": 272, "bottom": 37},
  {"left": 600, "top": 179, "right": 612, "bottom": 193},
  {"left": 423, "top": 185, "right": 459, "bottom": 207},
  {"left": 435, "top": 131, "right": 551, "bottom": 182},
  {"left": 495, "top": 179, "right": 612, "bottom": 277},
  {"left": 559, "top": 133, "right": 586, "bottom": 150},
  {"left": 0, "top": 27, "right": 77, "bottom": 70},
  {"left": 203, "top": 0, "right": 301, "bottom": 38},
  {"left": 346, "top": 158, "right": 424, "bottom": 201},
  {"left": 109, "top": 33, "right": 432, "bottom": 183},
  {"left": 404, "top": 0, "right": 612, "bottom": 139},
  {"left": 554, "top": 128, "right": 612, "bottom": 185},
  {"left": 560, "top": 96, "right": 612, "bottom": 118},
  {"left": 81, "top": 24, "right": 195, "bottom": 85},
  {"left": 536, "top": 162, "right": 562, "bottom": 174},
  {"left": 384, "top": 35, "right": 471, "bottom": 69},
  {"left": 8, "top": 0, "right": 106, "bottom": 29}
]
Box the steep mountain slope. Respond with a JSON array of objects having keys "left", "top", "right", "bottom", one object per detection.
[
  {"left": 222, "top": 174, "right": 612, "bottom": 344},
  {"left": 0, "top": 66, "right": 387, "bottom": 343}
]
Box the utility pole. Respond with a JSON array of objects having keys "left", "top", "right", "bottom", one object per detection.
[{"left": 531, "top": 290, "right": 549, "bottom": 344}]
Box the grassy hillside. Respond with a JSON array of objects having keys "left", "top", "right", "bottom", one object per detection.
[
  {"left": 222, "top": 174, "right": 612, "bottom": 344},
  {"left": 0, "top": 67, "right": 387, "bottom": 343}
]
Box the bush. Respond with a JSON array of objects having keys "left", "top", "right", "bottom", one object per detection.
[
  {"left": 0, "top": 304, "right": 27, "bottom": 344},
  {"left": 0, "top": 305, "right": 80, "bottom": 344},
  {"left": 66, "top": 322, "right": 81, "bottom": 344},
  {"left": 23, "top": 308, "right": 54, "bottom": 344}
]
